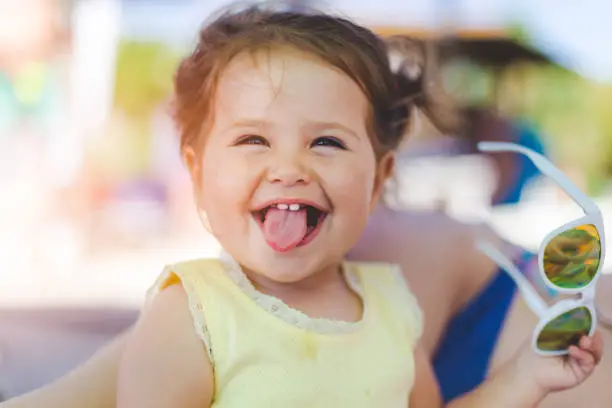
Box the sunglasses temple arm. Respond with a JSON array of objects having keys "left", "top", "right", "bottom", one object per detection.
[
  {"left": 476, "top": 241, "right": 548, "bottom": 318},
  {"left": 477, "top": 142, "right": 599, "bottom": 215}
]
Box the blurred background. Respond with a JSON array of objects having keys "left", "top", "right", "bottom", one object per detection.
[{"left": 0, "top": 0, "right": 611, "bottom": 400}]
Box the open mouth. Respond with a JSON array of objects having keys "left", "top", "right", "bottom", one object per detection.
[{"left": 252, "top": 202, "right": 328, "bottom": 252}]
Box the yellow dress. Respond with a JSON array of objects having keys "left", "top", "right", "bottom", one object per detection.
[{"left": 147, "top": 254, "right": 423, "bottom": 408}]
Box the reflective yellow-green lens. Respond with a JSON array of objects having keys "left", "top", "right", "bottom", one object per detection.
[
  {"left": 536, "top": 307, "right": 592, "bottom": 352},
  {"left": 543, "top": 224, "right": 601, "bottom": 289}
]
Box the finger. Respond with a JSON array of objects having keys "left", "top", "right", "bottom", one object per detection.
[
  {"left": 579, "top": 335, "right": 592, "bottom": 349},
  {"left": 578, "top": 333, "right": 603, "bottom": 364},
  {"left": 588, "top": 331, "right": 605, "bottom": 364},
  {"left": 569, "top": 345, "right": 582, "bottom": 358},
  {"left": 569, "top": 345, "right": 595, "bottom": 370}
]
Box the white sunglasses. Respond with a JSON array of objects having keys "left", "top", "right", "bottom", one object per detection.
[{"left": 476, "top": 142, "right": 605, "bottom": 356}]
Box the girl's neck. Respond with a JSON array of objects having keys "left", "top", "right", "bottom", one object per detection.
[
  {"left": 243, "top": 262, "right": 346, "bottom": 298},
  {"left": 222, "top": 254, "right": 363, "bottom": 324}
]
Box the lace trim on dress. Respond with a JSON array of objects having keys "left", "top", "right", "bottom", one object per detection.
[
  {"left": 389, "top": 264, "right": 424, "bottom": 344},
  {"left": 146, "top": 267, "right": 214, "bottom": 361},
  {"left": 219, "top": 252, "right": 365, "bottom": 334}
]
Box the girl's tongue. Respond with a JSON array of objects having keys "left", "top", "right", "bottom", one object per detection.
[{"left": 262, "top": 207, "right": 308, "bottom": 252}]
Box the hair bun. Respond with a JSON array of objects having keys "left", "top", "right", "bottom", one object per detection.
[
  {"left": 389, "top": 49, "right": 423, "bottom": 81},
  {"left": 387, "top": 39, "right": 426, "bottom": 111},
  {"left": 385, "top": 35, "right": 462, "bottom": 136}
]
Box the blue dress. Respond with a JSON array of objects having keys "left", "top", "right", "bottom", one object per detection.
[{"left": 433, "top": 251, "right": 535, "bottom": 402}]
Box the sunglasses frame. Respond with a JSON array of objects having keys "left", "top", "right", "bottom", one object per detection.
[{"left": 476, "top": 141, "right": 605, "bottom": 356}]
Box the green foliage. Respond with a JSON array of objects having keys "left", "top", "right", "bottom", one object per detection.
[
  {"left": 113, "top": 40, "right": 181, "bottom": 118},
  {"left": 504, "top": 66, "right": 612, "bottom": 192},
  {"left": 507, "top": 21, "right": 532, "bottom": 45},
  {"left": 106, "top": 40, "right": 181, "bottom": 176},
  {"left": 488, "top": 22, "right": 612, "bottom": 192}
]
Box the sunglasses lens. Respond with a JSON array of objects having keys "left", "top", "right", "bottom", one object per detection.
[
  {"left": 537, "top": 306, "right": 592, "bottom": 352},
  {"left": 543, "top": 224, "right": 601, "bottom": 289}
]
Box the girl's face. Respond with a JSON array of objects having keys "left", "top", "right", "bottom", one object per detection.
[{"left": 186, "top": 49, "right": 393, "bottom": 282}]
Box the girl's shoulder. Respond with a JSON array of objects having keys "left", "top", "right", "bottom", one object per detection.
[
  {"left": 146, "top": 258, "right": 231, "bottom": 303},
  {"left": 120, "top": 283, "right": 214, "bottom": 407},
  {"left": 144, "top": 258, "right": 230, "bottom": 358}
]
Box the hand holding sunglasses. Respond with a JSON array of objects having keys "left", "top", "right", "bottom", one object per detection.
[{"left": 476, "top": 141, "right": 605, "bottom": 357}]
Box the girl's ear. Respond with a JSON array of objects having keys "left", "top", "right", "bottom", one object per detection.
[
  {"left": 183, "top": 146, "right": 200, "bottom": 185},
  {"left": 197, "top": 209, "right": 213, "bottom": 234},
  {"left": 370, "top": 152, "right": 395, "bottom": 211},
  {"left": 183, "top": 146, "right": 212, "bottom": 233}
]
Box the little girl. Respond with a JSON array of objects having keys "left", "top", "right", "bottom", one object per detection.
[{"left": 117, "top": 4, "right": 603, "bottom": 407}]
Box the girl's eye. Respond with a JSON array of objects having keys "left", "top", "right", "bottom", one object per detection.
[
  {"left": 311, "top": 136, "right": 346, "bottom": 150},
  {"left": 235, "top": 135, "right": 268, "bottom": 146}
]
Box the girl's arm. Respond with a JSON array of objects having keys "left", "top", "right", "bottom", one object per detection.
[
  {"left": 410, "top": 344, "right": 543, "bottom": 408},
  {"left": 117, "top": 284, "right": 213, "bottom": 408},
  {"left": 445, "top": 358, "right": 544, "bottom": 408},
  {"left": 411, "top": 333, "right": 603, "bottom": 408},
  {"left": 408, "top": 344, "right": 443, "bottom": 407},
  {"left": 0, "top": 331, "right": 128, "bottom": 408}
]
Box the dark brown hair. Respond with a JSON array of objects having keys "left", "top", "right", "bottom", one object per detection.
[
  {"left": 172, "top": 2, "right": 456, "bottom": 159},
  {"left": 385, "top": 35, "right": 462, "bottom": 136}
]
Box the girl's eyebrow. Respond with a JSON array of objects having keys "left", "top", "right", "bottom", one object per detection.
[
  {"left": 304, "top": 122, "right": 360, "bottom": 140},
  {"left": 227, "top": 118, "right": 360, "bottom": 140}
]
